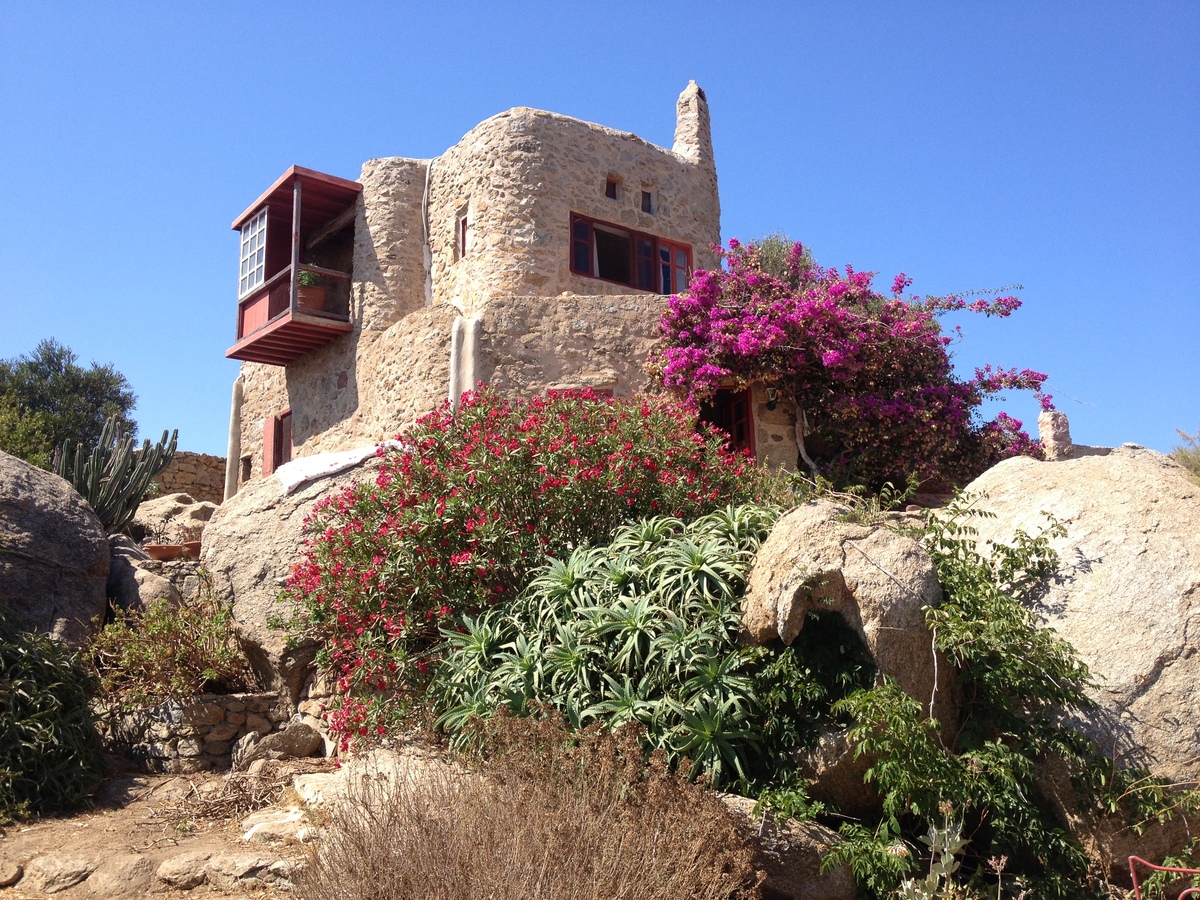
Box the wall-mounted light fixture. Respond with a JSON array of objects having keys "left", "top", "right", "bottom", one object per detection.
[{"left": 766, "top": 387, "right": 778, "bottom": 411}]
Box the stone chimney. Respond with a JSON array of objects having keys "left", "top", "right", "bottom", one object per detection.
[{"left": 672, "top": 81, "right": 714, "bottom": 168}]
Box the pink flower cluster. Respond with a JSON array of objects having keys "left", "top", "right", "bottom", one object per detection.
[{"left": 649, "top": 239, "right": 1050, "bottom": 488}]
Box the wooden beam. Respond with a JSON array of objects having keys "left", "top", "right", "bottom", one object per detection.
[
  {"left": 289, "top": 180, "right": 301, "bottom": 316},
  {"left": 305, "top": 202, "right": 357, "bottom": 251}
]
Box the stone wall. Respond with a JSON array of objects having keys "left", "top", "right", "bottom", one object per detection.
[
  {"left": 427, "top": 100, "right": 720, "bottom": 313},
  {"left": 151, "top": 452, "right": 226, "bottom": 506},
  {"left": 235, "top": 306, "right": 455, "bottom": 488},
  {"left": 101, "top": 692, "right": 287, "bottom": 774},
  {"left": 230, "top": 84, "right": 723, "bottom": 490},
  {"left": 751, "top": 385, "right": 801, "bottom": 473},
  {"left": 479, "top": 293, "right": 662, "bottom": 396}
]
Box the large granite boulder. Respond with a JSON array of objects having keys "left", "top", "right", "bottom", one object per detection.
[
  {"left": 131, "top": 492, "right": 218, "bottom": 544},
  {"left": 202, "top": 462, "right": 378, "bottom": 705},
  {"left": 960, "top": 445, "right": 1200, "bottom": 874},
  {"left": 742, "top": 499, "right": 954, "bottom": 722},
  {"left": 0, "top": 450, "right": 109, "bottom": 644},
  {"left": 961, "top": 445, "right": 1200, "bottom": 780},
  {"left": 741, "top": 500, "right": 955, "bottom": 815}
]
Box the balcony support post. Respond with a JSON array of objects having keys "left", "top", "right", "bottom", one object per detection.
[{"left": 289, "top": 179, "right": 302, "bottom": 315}]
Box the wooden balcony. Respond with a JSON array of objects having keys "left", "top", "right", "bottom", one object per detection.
[
  {"left": 225, "top": 265, "right": 353, "bottom": 365},
  {"left": 225, "top": 166, "right": 361, "bottom": 366}
]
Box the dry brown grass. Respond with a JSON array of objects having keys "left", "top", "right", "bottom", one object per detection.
[{"left": 296, "top": 712, "right": 764, "bottom": 900}]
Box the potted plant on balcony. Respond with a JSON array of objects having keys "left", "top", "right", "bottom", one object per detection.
[{"left": 297, "top": 268, "right": 326, "bottom": 312}]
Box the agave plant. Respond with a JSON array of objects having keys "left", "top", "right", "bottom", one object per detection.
[{"left": 435, "top": 503, "right": 800, "bottom": 789}]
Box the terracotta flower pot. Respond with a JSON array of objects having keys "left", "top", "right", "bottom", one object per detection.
[
  {"left": 181, "top": 540, "right": 202, "bottom": 559},
  {"left": 144, "top": 543, "right": 182, "bottom": 561},
  {"left": 297, "top": 285, "right": 326, "bottom": 311}
]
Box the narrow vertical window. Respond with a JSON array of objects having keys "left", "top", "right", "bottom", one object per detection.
[
  {"left": 239, "top": 208, "right": 268, "bottom": 297},
  {"left": 605, "top": 178, "right": 618, "bottom": 200},
  {"left": 456, "top": 206, "right": 471, "bottom": 260},
  {"left": 641, "top": 190, "right": 653, "bottom": 214},
  {"left": 262, "top": 409, "right": 293, "bottom": 476}
]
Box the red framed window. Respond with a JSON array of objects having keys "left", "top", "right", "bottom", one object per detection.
[
  {"left": 262, "top": 408, "right": 293, "bottom": 476},
  {"left": 699, "top": 389, "right": 755, "bottom": 456},
  {"left": 569, "top": 213, "right": 691, "bottom": 295}
]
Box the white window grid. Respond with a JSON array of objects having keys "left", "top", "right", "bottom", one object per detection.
[{"left": 238, "top": 208, "right": 268, "bottom": 297}]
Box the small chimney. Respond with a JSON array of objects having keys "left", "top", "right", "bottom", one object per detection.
[{"left": 673, "top": 81, "right": 714, "bottom": 168}]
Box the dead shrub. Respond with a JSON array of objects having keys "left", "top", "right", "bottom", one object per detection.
[{"left": 297, "top": 711, "right": 763, "bottom": 900}]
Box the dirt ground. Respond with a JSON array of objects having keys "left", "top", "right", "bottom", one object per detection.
[{"left": 0, "top": 759, "right": 336, "bottom": 899}]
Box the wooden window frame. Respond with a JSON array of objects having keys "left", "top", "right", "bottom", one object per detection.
[
  {"left": 238, "top": 207, "right": 268, "bottom": 298},
  {"left": 261, "top": 408, "right": 293, "bottom": 477},
  {"left": 699, "top": 388, "right": 755, "bottom": 457},
  {"left": 568, "top": 213, "right": 691, "bottom": 295}
]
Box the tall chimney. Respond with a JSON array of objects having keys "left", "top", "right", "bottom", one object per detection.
[{"left": 673, "top": 81, "right": 714, "bottom": 168}]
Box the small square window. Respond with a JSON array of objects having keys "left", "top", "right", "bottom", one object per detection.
[
  {"left": 641, "top": 191, "right": 653, "bottom": 214},
  {"left": 605, "top": 178, "right": 618, "bottom": 200}
]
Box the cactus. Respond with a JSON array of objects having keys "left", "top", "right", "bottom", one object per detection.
[{"left": 53, "top": 415, "right": 178, "bottom": 534}]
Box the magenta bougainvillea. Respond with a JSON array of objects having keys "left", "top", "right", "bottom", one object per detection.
[
  {"left": 650, "top": 239, "right": 1050, "bottom": 489},
  {"left": 283, "top": 387, "right": 767, "bottom": 745}
]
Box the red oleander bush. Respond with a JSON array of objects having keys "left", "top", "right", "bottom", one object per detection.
[{"left": 283, "top": 387, "right": 771, "bottom": 746}]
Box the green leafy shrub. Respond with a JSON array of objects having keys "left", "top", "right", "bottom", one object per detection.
[
  {"left": 434, "top": 504, "right": 875, "bottom": 791},
  {"left": 297, "top": 709, "right": 763, "bottom": 900},
  {"left": 825, "top": 500, "right": 1200, "bottom": 898},
  {"left": 85, "top": 585, "right": 257, "bottom": 708},
  {"left": 0, "top": 338, "right": 137, "bottom": 467},
  {"left": 0, "top": 609, "right": 104, "bottom": 822},
  {"left": 284, "top": 387, "right": 775, "bottom": 747}
]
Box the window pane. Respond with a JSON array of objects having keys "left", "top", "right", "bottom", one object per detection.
[{"left": 573, "top": 240, "right": 592, "bottom": 275}]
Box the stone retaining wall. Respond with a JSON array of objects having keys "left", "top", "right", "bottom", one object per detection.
[
  {"left": 151, "top": 452, "right": 227, "bottom": 506},
  {"left": 101, "top": 692, "right": 287, "bottom": 774}
]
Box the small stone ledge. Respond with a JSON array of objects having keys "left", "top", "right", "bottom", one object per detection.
[{"left": 100, "top": 692, "right": 288, "bottom": 774}]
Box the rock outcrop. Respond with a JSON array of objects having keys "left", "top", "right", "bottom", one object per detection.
[
  {"left": 131, "top": 491, "right": 218, "bottom": 543},
  {"left": 961, "top": 445, "right": 1200, "bottom": 780},
  {"left": 960, "top": 445, "right": 1200, "bottom": 875},
  {"left": 742, "top": 499, "right": 953, "bottom": 722},
  {"left": 106, "top": 534, "right": 181, "bottom": 612},
  {"left": 0, "top": 450, "right": 109, "bottom": 644},
  {"left": 721, "top": 795, "right": 855, "bottom": 900},
  {"left": 202, "top": 463, "right": 378, "bottom": 704}
]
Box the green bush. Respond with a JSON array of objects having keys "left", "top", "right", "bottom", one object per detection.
[
  {"left": 85, "top": 586, "right": 257, "bottom": 709},
  {"left": 283, "top": 387, "right": 777, "bottom": 747},
  {"left": 0, "top": 609, "right": 104, "bottom": 822},
  {"left": 825, "top": 500, "right": 1200, "bottom": 898},
  {"left": 433, "top": 504, "right": 874, "bottom": 792}
]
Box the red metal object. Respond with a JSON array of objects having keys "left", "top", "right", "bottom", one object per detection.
[{"left": 1130, "top": 855, "right": 1200, "bottom": 899}]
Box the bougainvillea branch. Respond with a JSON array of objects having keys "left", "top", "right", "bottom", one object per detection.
[{"left": 648, "top": 238, "right": 1050, "bottom": 489}]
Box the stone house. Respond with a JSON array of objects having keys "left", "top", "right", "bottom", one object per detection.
[{"left": 221, "top": 82, "right": 799, "bottom": 496}]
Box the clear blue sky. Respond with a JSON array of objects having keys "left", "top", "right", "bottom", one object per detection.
[{"left": 1, "top": 2, "right": 1196, "bottom": 456}]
